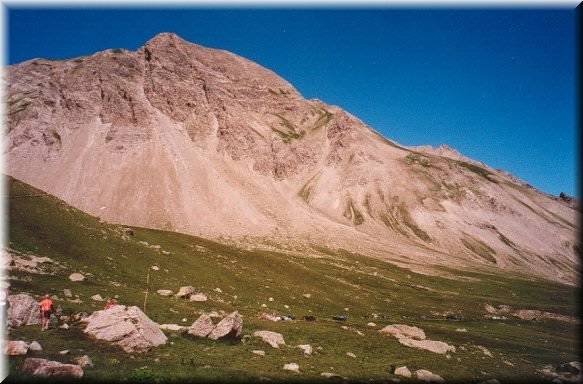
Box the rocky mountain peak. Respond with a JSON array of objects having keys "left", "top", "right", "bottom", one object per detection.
[{"left": 5, "top": 33, "right": 578, "bottom": 285}]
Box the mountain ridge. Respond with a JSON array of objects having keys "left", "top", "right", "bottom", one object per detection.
[{"left": 5, "top": 32, "right": 578, "bottom": 284}]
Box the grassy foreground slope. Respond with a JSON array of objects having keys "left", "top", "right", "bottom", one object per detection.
[{"left": 5, "top": 176, "right": 579, "bottom": 383}]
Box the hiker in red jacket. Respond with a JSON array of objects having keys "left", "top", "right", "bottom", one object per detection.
[{"left": 39, "top": 294, "right": 54, "bottom": 331}]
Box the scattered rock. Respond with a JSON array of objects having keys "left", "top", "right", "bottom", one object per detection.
[
  {"left": 214, "top": 288, "right": 222, "bottom": 293},
  {"left": 156, "top": 290, "right": 173, "bottom": 297},
  {"left": 60, "top": 323, "right": 69, "bottom": 330},
  {"left": 397, "top": 338, "right": 456, "bottom": 354},
  {"left": 188, "top": 314, "right": 215, "bottom": 337},
  {"left": 207, "top": 311, "right": 242, "bottom": 340},
  {"left": 160, "top": 324, "right": 187, "bottom": 333},
  {"left": 175, "top": 286, "right": 195, "bottom": 298},
  {"left": 254, "top": 330, "right": 285, "bottom": 348},
  {"left": 151, "top": 265, "right": 160, "bottom": 271},
  {"left": 5, "top": 341, "right": 29, "bottom": 355},
  {"left": 69, "top": 273, "right": 85, "bottom": 282},
  {"left": 82, "top": 305, "right": 167, "bottom": 353},
  {"left": 22, "top": 358, "right": 83, "bottom": 378},
  {"left": 380, "top": 323, "right": 455, "bottom": 354},
  {"left": 477, "top": 345, "right": 493, "bottom": 357},
  {"left": 7, "top": 293, "right": 41, "bottom": 327},
  {"left": 302, "top": 293, "right": 311, "bottom": 298},
  {"left": 73, "top": 355, "right": 94, "bottom": 368},
  {"left": 297, "top": 344, "right": 312, "bottom": 355},
  {"left": 455, "top": 328, "right": 467, "bottom": 332},
  {"left": 283, "top": 363, "right": 299, "bottom": 373},
  {"left": 259, "top": 313, "right": 281, "bottom": 322},
  {"left": 415, "top": 369, "right": 445, "bottom": 383},
  {"left": 346, "top": 352, "right": 356, "bottom": 358},
  {"left": 189, "top": 293, "right": 208, "bottom": 302},
  {"left": 252, "top": 350, "right": 265, "bottom": 356},
  {"left": 63, "top": 289, "right": 72, "bottom": 298},
  {"left": 379, "top": 324, "right": 426, "bottom": 340},
  {"left": 268, "top": 297, "right": 274, "bottom": 302},
  {"left": 394, "top": 366, "right": 412, "bottom": 378},
  {"left": 367, "top": 322, "right": 377, "bottom": 327},
  {"left": 59, "top": 350, "right": 70, "bottom": 355},
  {"left": 321, "top": 372, "right": 343, "bottom": 379},
  {"left": 91, "top": 294, "right": 104, "bottom": 301},
  {"left": 28, "top": 341, "right": 42, "bottom": 352},
  {"left": 333, "top": 315, "right": 347, "bottom": 321}
]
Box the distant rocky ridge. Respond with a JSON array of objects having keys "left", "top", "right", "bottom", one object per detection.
[{"left": 5, "top": 32, "right": 578, "bottom": 284}]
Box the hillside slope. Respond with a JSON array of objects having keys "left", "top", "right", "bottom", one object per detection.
[
  {"left": 4, "top": 177, "right": 578, "bottom": 382},
  {"left": 5, "top": 32, "right": 578, "bottom": 283}
]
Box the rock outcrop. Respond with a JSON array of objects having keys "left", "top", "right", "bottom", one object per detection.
[{"left": 81, "top": 305, "right": 167, "bottom": 353}]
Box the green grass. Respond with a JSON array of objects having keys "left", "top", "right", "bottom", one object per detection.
[{"left": 5, "top": 176, "right": 578, "bottom": 383}]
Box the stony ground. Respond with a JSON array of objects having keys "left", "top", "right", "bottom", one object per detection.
[{"left": 4, "top": 177, "right": 578, "bottom": 383}]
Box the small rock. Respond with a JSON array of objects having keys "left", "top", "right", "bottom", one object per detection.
[
  {"left": 73, "top": 355, "right": 94, "bottom": 368},
  {"left": 59, "top": 350, "right": 70, "bottom": 355},
  {"left": 455, "top": 328, "right": 467, "bottom": 332},
  {"left": 63, "top": 289, "right": 72, "bottom": 298},
  {"left": 346, "top": 352, "right": 356, "bottom": 358},
  {"left": 157, "top": 290, "right": 173, "bottom": 297},
  {"left": 176, "top": 286, "right": 195, "bottom": 298},
  {"left": 302, "top": 293, "right": 311, "bottom": 298},
  {"left": 69, "top": 273, "right": 85, "bottom": 282},
  {"left": 189, "top": 293, "right": 208, "bottom": 302},
  {"left": 214, "top": 288, "right": 222, "bottom": 293},
  {"left": 333, "top": 315, "right": 347, "bottom": 321},
  {"left": 284, "top": 305, "right": 290, "bottom": 309},
  {"left": 367, "top": 322, "right": 377, "bottom": 327},
  {"left": 321, "top": 372, "right": 342, "bottom": 379},
  {"left": 297, "top": 344, "right": 312, "bottom": 355},
  {"left": 283, "top": 363, "right": 299, "bottom": 373},
  {"left": 160, "top": 324, "right": 186, "bottom": 333},
  {"left": 252, "top": 350, "right": 265, "bottom": 356},
  {"left": 60, "top": 323, "right": 69, "bottom": 329},
  {"left": 303, "top": 315, "right": 316, "bottom": 322},
  {"left": 415, "top": 369, "right": 445, "bottom": 383},
  {"left": 5, "top": 341, "right": 29, "bottom": 355},
  {"left": 28, "top": 341, "right": 42, "bottom": 352},
  {"left": 477, "top": 345, "right": 493, "bottom": 357},
  {"left": 268, "top": 297, "right": 274, "bottom": 302},
  {"left": 259, "top": 313, "right": 281, "bottom": 322},
  {"left": 394, "top": 366, "right": 412, "bottom": 378},
  {"left": 261, "top": 304, "right": 267, "bottom": 308},
  {"left": 151, "top": 266, "right": 159, "bottom": 271},
  {"left": 254, "top": 330, "right": 285, "bottom": 348},
  {"left": 181, "top": 318, "right": 187, "bottom": 322}
]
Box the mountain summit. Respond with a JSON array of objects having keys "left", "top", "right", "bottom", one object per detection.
[{"left": 6, "top": 32, "right": 578, "bottom": 283}]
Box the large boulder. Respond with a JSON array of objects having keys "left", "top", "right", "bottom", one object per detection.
[
  {"left": 5, "top": 340, "right": 29, "bottom": 355},
  {"left": 188, "top": 314, "right": 215, "bottom": 337},
  {"left": 253, "top": 330, "right": 285, "bottom": 348},
  {"left": 21, "top": 358, "right": 83, "bottom": 379},
  {"left": 208, "top": 311, "right": 242, "bottom": 340},
  {"left": 81, "top": 305, "right": 167, "bottom": 353},
  {"left": 7, "top": 293, "right": 40, "bottom": 327}
]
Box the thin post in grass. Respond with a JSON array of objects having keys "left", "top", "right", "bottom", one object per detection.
[{"left": 143, "top": 269, "right": 150, "bottom": 314}]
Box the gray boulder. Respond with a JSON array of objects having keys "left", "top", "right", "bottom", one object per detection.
[
  {"left": 208, "top": 311, "right": 242, "bottom": 340},
  {"left": 7, "top": 293, "right": 41, "bottom": 327},
  {"left": 81, "top": 305, "right": 167, "bottom": 353}
]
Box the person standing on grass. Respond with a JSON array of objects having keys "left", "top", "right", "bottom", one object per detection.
[{"left": 39, "top": 294, "right": 54, "bottom": 331}]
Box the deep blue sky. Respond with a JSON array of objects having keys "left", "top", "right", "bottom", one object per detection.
[{"left": 7, "top": 7, "right": 577, "bottom": 196}]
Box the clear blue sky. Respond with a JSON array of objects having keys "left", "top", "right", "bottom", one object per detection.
[{"left": 6, "top": 7, "right": 578, "bottom": 196}]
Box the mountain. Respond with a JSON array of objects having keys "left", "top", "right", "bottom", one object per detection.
[{"left": 5, "top": 32, "right": 578, "bottom": 284}]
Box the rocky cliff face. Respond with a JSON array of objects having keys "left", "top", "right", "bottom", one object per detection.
[{"left": 6, "top": 32, "right": 579, "bottom": 284}]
